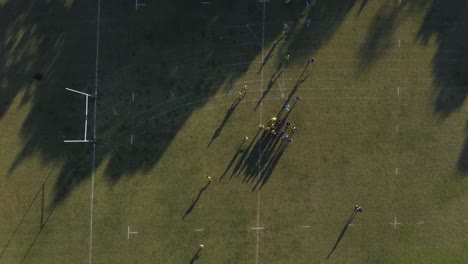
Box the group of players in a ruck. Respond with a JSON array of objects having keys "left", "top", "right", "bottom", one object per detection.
[{"left": 259, "top": 96, "right": 301, "bottom": 144}]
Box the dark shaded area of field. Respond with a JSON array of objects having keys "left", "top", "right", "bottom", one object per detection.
[
  {"left": 2, "top": 0, "right": 466, "bottom": 206},
  {"left": 1, "top": 0, "right": 364, "bottom": 204},
  {"left": 416, "top": 0, "right": 468, "bottom": 174}
]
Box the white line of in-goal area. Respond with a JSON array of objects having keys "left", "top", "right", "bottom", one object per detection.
[
  {"left": 135, "top": 0, "right": 146, "bottom": 10},
  {"left": 89, "top": 0, "right": 101, "bottom": 263}
]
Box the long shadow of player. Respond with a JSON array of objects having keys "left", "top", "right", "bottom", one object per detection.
[
  {"left": 357, "top": 0, "right": 368, "bottom": 16},
  {"left": 277, "top": 62, "right": 310, "bottom": 116},
  {"left": 208, "top": 94, "right": 245, "bottom": 147},
  {"left": 254, "top": 61, "right": 287, "bottom": 111},
  {"left": 240, "top": 126, "right": 286, "bottom": 185},
  {"left": 220, "top": 129, "right": 261, "bottom": 182},
  {"left": 257, "top": 35, "right": 285, "bottom": 74},
  {"left": 182, "top": 181, "right": 211, "bottom": 220},
  {"left": 327, "top": 206, "right": 360, "bottom": 258},
  {"left": 253, "top": 141, "right": 288, "bottom": 190},
  {"left": 189, "top": 248, "right": 202, "bottom": 263}
]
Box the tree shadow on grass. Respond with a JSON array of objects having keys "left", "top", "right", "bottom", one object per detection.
[
  {"left": 0, "top": 0, "right": 101, "bottom": 203},
  {"left": 358, "top": 3, "right": 400, "bottom": 70},
  {"left": 286, "top": 0, "right": 358, "bottom": 56},
  {"left": 417, "top": 0, "right": 468, "bottom": 117},
  {"left": 1, "top": 0, "right": 360, "bottom": 205},
  {"left": 416, "top": 0, "right": 468, "bottom": 175}
]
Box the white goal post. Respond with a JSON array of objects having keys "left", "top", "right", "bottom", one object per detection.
[{"left": 64, "top": 88, "right": 97, "bottom": 143}]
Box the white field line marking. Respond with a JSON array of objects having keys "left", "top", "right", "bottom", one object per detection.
[
  {"left": 391, "top": 217, "right": 401, "bottom": 229},
  {"left": 84, "top": 95, "right": 89, "bottom": 141},
  {"left": 397, "top": 87, "right": 400, "bottom": 96},
  {"left": 89, "top": 0, "right": 101, "bottom": 262},
  {"left": 132, "top": 91, "right": 135, "bottom": 103},
  {"left": 244, "top": 25, "right": 277, "bottom": 73},
  {"left": 227, "top": 81, "right": 233, "bottom": 95},
  {"left": 220, "top": 61, "right": 262, "bottom": 67},
  {"left": 398, "top": 39, "right": 401, "bottom": 48},
  {"left": 130, "top": 134, "right": 134, "bottom": 144},
  {"left": 194, "top": 229, "right": 204, "bottom": 231},
  {"left": 112, "top": 106, "right": 118, "bottom": 116},
  {"left": 135, "top": 0, "right": 145, "bottom": 10},
  {"left": 395, "top": 168, "right": 398, "bottom": 175},
  {"left": 245, "top": 24, "right": 260, "bottom": 46},
  {"left": 200, "top": 1, "right": 210, "bottom": 4},
  {"left": 127, "top": 226, "right": 138, "bottom": 239},
  {"left": 251, "top": 227, "right": 264, "bottom": 230},
  {"left": 256, "top": 190, "right": 261, "bottom": 263},
  {"left": 240, "top": 42, "right": 256, "bottom": 45},
  {"left": 416, "top": 221, "right": 424, "bottom": 224},
  {"left": 170, "top": 90, "right": 176, "bottom": 99},
  {"left": 278, "top": 83, "right": 284, "bottom": 99},
  {"left": 256, "top": 3, "right": 266, "bottom": 264},
  {"left": 281, "top": 26, "right": 286, "bottom": 98},
  {"left": 302, "top": 226, "right": 310, "bottom": 228}
]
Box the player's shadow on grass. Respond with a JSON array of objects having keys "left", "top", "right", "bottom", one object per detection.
[
  {"left": 327, "top": 207, "right": 359, "bottom": 259},
  {"left": 182, "top": 181, "right": 211, "bottom": 220},
  {"left": 254, "top": 61, "right": 288, "bottom": 111},
  {"left": 257, "top": 35, "right": 285, "bottom": 75},
  {"left": 277, "top": 62, "right": 309, "bottom": 117},
  {"left": 356, "top": 0, "right": 369, "bottom": 16},
  {"left": 189, "top": 249, "right": 202, "bottom": 263},
  {"left": 220, "top": 130, "right": 262, "bottom": 182},
  {"left": 209, "top": 95, "right": 245, "bottom": 147}
]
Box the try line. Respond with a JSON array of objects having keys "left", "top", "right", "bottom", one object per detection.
[{"left": 89, "top": 0, "right": 101, "bottom": 263}]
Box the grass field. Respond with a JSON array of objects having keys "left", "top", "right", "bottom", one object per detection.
[{"left": 1, "top": 0, "right": 468, "bottom": 263}]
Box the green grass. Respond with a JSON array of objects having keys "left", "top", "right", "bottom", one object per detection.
[{"left": 2, "top": 0, "right": 468, "bottom": 263}]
